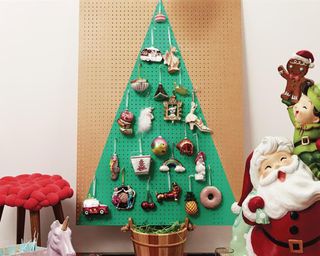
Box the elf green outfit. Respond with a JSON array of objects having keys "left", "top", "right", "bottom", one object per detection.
[{"left": 288, "top": 84, "right": 320, "bottom": 179}]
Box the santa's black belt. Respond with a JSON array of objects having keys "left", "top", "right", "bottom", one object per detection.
[
  {"left": 294, "top": 137, "right": 317, "bottom": 147},
  {"left": 262, "top": 228, "right": 320, "bottom": 249}
]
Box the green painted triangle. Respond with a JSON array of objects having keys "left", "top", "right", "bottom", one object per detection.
[{"left": 79, "top": 1, "right": 235, "bottom": 226}]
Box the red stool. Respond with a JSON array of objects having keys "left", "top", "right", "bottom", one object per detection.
[{"left": 0, "top": 173, "right": 73, "bottom": 246}]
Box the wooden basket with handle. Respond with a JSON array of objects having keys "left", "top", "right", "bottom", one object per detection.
[{"left": 121, "top": 218, "right": 194, "bottom": 256}]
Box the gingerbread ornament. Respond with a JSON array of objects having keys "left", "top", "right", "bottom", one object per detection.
[{"left": 278, "top": 50, "right": 314, "bottom": 106}]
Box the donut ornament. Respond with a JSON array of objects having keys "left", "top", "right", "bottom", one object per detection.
[{"left": 200, "top": 165, "right": 222, "bottom": 209}]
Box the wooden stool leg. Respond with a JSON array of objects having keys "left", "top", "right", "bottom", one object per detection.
[
  {"left": 30, "top": 210, "right": 41, "bottom": 246},
  {"left": 0, "top": 206, "right": 4, "bottom": 222},
  {"left": 52, "top": 201, "right": 64, "bottom": 223},
  {"left": 16, "top": 207, "right": 26, "bottom": 244}
]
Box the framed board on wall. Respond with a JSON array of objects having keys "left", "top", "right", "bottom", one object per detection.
[{"left": 77, "top": 0, "right": 243, "bottom": 226}]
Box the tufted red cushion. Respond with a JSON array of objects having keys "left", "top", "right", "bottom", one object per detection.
[{"left": 0, "top": 173, "right": 73, "bottom": 211}]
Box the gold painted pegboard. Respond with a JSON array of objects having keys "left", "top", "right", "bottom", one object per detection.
[{"left": 77, "top": 0, "right": 244, "bottom": 221}]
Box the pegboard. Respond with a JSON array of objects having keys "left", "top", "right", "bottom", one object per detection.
[{"left": 77, "top": 0, "right": 243, "bottom": 225}]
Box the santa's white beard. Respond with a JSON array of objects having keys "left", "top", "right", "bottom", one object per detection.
[{"left": 257, "top": 156, "right": 320, "bottom": 219}]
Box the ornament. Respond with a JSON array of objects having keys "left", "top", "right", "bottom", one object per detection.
[
  {"left": 156, "top": 181, "right": 181, "bottom": 202},
  {"left": 117, "top": 90, "right": 134, "bottom": 135},
  {"left": 151, "top": 136, "right": 168, "bottom": 156},
  {"left": 194, "top": 134, "right": 206, "bottom": 181},
  {"left": 82, "top": 176, "right": 109, "bottom": 216},
  {"left": 155, "top": 0, "right": 166, "bottom": 23},
  {"left": 173, "top": 71, "right": 189, "bottom": 96},
  {"left": 160, "top": 143, "right": 185, "bottom": 172},
  {"left": 110, "top": 138, "right": 120, "bottom": 180},
  {"left": 163, "top": 27, "right": 180, "bottom": 73},
  {"left": 112, "top": 168, "right": 136, "bottom": 210},
  {"left": 141, "top": 177, "right": 156, "bottom": 211},
  {"left": 140, "top": 28, "right": 162, "bottom": 63},
  {"left": 176, "top": 123, "right": 194, "bottom": 156},
  {"left": 185, "top": 175, "right": 199, "bottom": 215},
  {"left": 154, "top": 66, "right": 169, "bottom": 101},
  {"left": 185, "top": 91, "right": 212, "bottom": 133},
  {"left": 278, "top": 50, "right": 314, "bottom": 106},
  {"left": 130, "top": 138, "right": 151, "bottom": 175},
  {"left": 138, "top": 107, "right": 154, "bottom": 133},
  {"left": 163, "top": 95, "right": 182, "bottom": 123},
  {"left": 131, "top": 63, "right": 149, "bottom": 93},
  {"left": 200, "top": 165, "right": 222, "bottom": 209}
]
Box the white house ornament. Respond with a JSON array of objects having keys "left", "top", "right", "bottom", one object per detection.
[
  {"left": 130, "top": 138, "right": 151, "bottom": 175},
  {"left": 131, "top": 64, "right": 149, "bottom": 93},
  {"left": 163, "top": 95, "right": 182, "bottom": 123},
  {"left": 185, "top": 92, "right": 212, "bottom": 133}
]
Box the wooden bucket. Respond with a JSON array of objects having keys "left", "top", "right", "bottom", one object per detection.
[{"left": 122, "top": 218, "right": 193, "bottom": 256}]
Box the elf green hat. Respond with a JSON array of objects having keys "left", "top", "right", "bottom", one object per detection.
[{"left": 307, "top": 84, "right": 320, "bottom": 112}]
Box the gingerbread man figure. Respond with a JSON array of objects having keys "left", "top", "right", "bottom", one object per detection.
[{"left": 278, "top": 50, "right": 314, "bottom": 106}]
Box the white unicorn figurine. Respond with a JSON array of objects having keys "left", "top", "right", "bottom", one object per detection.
[
  {"left": 47, "top": 217, "right": 76, "bottom": 256},
  {"left": 138, "top": 107, "right": 154, "bottom": 133}
]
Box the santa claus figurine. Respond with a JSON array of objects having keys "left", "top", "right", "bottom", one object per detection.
[{"left": 232, "top": 136, "right": 320, "bottom": 256}]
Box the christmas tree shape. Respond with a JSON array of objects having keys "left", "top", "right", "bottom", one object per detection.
[{"left": 79, "top": 1, "right": 235, "bottom": 226}]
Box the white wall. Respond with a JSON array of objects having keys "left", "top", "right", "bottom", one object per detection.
[{"left": 0, "top": 0, "right": 320, "bottom": 253}]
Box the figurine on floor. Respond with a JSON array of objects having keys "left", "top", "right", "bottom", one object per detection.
[
  {"left": 287, "top": 81, "right": 320, "bottom": 179},
  {"left": 278, "top": 50, "right": 314, "bottom": 106},
  {"left": 237, "top": 136, "right": 320, "bottom": 256},
  {"left": 47, "top": 217, "right": 76, "bottom": 256}
]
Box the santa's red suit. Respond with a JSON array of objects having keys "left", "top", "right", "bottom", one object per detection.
[{"left": 244, "top": 201, "right": 320, "bottom": 255}]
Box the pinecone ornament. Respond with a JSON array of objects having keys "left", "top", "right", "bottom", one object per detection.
[{"left": 185, "top": 192, "right": 198, "bottom": 215}]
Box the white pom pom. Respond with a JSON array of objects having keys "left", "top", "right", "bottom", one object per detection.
[
  {"left": 138, "top": 107, "right": 154, "bottom": 133},
  {"left": 231, "top": 202, "right": 241, "bottom": 214},
  {"left": 309, "top": 63, "right": 315, "bottom": 68}
]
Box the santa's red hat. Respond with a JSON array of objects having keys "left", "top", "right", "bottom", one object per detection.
[
  {"left": 231, "top": 152, "right": 253, "bottom": 214},
  {"left": 293, "top": 50, "right": 315, "bottom": 68}
]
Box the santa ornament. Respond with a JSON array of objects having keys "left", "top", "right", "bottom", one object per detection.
[
  {"left": 232, "top": 136, "right": 320, "bottom": 256},
  {"left": 278, "top": 50, "right": 314, "bottom": 106}
]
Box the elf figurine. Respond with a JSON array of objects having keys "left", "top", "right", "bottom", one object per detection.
[
  {"left": 278, "top": 50, "right": 314, "bottom": 106},
  {"left": 287, "top": 81, "right": 320, "bottom": 179}
]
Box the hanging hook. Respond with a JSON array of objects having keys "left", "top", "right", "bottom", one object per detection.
[
  {"left": 184, "top": 122, "right": 187, "bottom": 138},
  {"left": 92, "top": 176, "right": 96, "bottom": 198},
  {"left": 125, "top": 90, "right": 130, "bottom": 110},
  {"left": 188, "top": 175, "right": 194, "bottom": 192},
  {"left": 159, "top": 65, "right": 162, "bottom": 84},
  {"left": 121, "top": 168, "right": 125, "bottom": 185},
  {"left": 113, "top": 138, "right": 117, "bottom": 155},
  {"left": 208, "top": 165, "right": 212, "bottom": 186},
  {"left": 167, "top": 171, "right": 171, "bottom": 190},
  {"left": 193, "top": 133, "right": 199, "bottom": 152},
  {"left": 139, "top": 137, "right": 143, "bottom": 155},
  {"left": 168, "top": 27, "right": 172, "bottom": 47}
]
